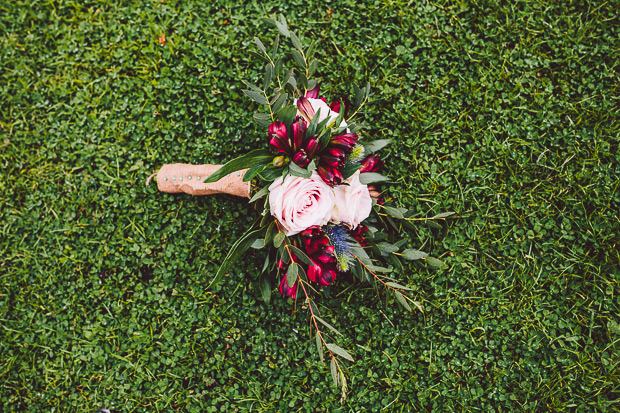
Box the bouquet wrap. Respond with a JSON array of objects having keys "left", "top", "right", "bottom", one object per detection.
[{"left": 146, "top": 163, "right": 250, "bottom": 198}]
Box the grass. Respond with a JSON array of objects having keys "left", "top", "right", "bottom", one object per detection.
[{"left": 1, "top": 0, "right": 619, "bottom": 411}]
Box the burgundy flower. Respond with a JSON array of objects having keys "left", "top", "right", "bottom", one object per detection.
[
  {"left": 320, "top": 147, "right": 347, "bottom": 168},
  {"left": 268, "top": 122, "right": 291, "bottom": 154},
  {"left": 360, "top": 155, "right": 384, "bottom": 173},
  {"left": 305, "top": 84, "right": 320, "bottom": 99},
  {"left": 300, "top": 226, "right": 338, "bottom": 286},
  {"left": 317, "top": 165, "right": 343, "bottom": 186},
  {"left": 329, "top": 97, "right": 351, "bottom": 118},
  {"left": 297, "top": 97, "right": 315, "bottom": 121},
  {"left": 329, "top": 133, "right": 358, "bottom": 152},
  {"left": 291, "top": 117, "right": 307, "bottom": 152},
  {"left": 304, "top": 137, "right": 319, "bottom": 159},
  {"left": 349, "top": 225, "right": 370, "bottom": 247},
  {"left": 279, "top": 274, "right": 298, "bottom": 299},
  {"left": 293, "top": 150, "right": 309, "bottom": 167}
]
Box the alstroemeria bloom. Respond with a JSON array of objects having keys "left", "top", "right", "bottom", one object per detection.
[
  {"left": 269, "top": 172, "right": 335, "bottom": 236},
  {"left": 268, "top": 118, "right": 319, "bottom": 168},
  {"left": 359, "top": 154, "right": 384, "bottom": 173},
  {"left": 300, "top": 226, "right": 338, "bottom": 286}
]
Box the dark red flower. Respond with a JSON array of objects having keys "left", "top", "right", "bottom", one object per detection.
[
  {"left": 317, "top": 165, "right": 343, "bottom": 186},
  {"left": 300, "top": 226, "right": 338, "bottom": 286},
  {"left": 293, "top": 150, "right": 309, "bottom": 167},
  {"left": 291, "top": 117, "right": 307, "bottom": 152},
  {"left": 297, "top": 97, "right": 315, "bottom": 122},
  {"left": 349, "top": 225, "right": 370, "bottom": 247},
  {"left": 279, "top": 274, "right": 298, "bottom": 299},
  {"left": 304, "top": 137, "right": 319, "bottom": 159},
  {"left": 320, "top": 147, "right": 347, "bottom": 168},
  {"left": 329, "top": 97, "right": 351, "bottom": 118},
  {"left": 360, "top": 155, "right": 384, "bottom": 173},
  {"left": 329, "top": 133, "right": 358, "bottom": 152},
  {"left": 268, "top": 121, "right": 291, "bottom": 154},
  {"left": 305, "top": 84, "right": 320, "bottom": 99}
]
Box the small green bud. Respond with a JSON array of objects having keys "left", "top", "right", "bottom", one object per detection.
[{"left": 273, "top": 156, "right": 286, "bottom": 167}]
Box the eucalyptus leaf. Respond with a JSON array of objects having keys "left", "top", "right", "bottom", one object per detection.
[
  {"left": 276, "top": 105, "right": 298, "bottom": 127},
  {"left": 315, "top": 316, "right": 343, "bottom": 336},
  {"left": 289, "top": 246, "right": 314, "bottom": 266},
  {"left": 272, "top": 34, "right": 280, "bottom": 55},
  {"left": 432, "top": 212, "right": 456, "bottom": 219},
  {"left": 381, "top": 205, "right": 405, "bottom": 219},
  {"left": 394, "top": 291, "right": 412, "bottom": 312},
  {"left": 363, "top": 139, "right": 391, "bottom": 153},
  {"left": 272, "top": 93, "right": 288, "bottom": 113},
  {"left": 316, "top": 333, "right": 324, "bottom": 363},
  {"left": 290, "top": 32, "right": 303, "bottom": 51},
  {"left": 426, "top": 256, "right": 447, "bottom": 268},
  {"left": 263, "top": 63, "right": 273, "bottom": 90},
  {"left": 273, "top": 231, "right": 285, "bottom": 248},
  {"left": 330, "top": 358, "right": 339, "bottom": 386},
  {"left": 401, "top": 249, "right": 427, "bottom": 260},
  {"left": 275, "top": 20, "right": 290, "bottom": 37},
  {"left": 386, "top": 282, "right": 412, "bottom": 291},
  {"left": 377, "top": 242, "right": 399, "bottom": 254},
  {"left": 250, "top": 238, "right": 264, "bottom": 249},
  {"left": 254, "top": 37, "right": 266, "bottom": 53},
  {"left": 287, "top": 262, "right": 298, "bottom": 287},
  {"left": 326, "top": 343, "right": 354, "bottom": 362},
  {"left": 359, "top": 173, "right": 389, "bottom": 185},
  {"left": 291, "top": 49, "right": 306, "bottom": 69},
  {"left": 242, "top": 89, "right": 269, "bottom": 105}
]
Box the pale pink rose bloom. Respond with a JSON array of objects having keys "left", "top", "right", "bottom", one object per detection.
[
  {"left": 269, "top": 172, "right": 336, "bottom": 236},
  {"left": 295, "top": 98, "right": 348, "bottom": 130},
  {"left": 331, "top": 171, "right": 372, "bottom": 229}
]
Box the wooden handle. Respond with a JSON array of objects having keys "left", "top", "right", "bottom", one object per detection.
[{"left": 148, "top": 164, "right": 251, "bottom": 198}]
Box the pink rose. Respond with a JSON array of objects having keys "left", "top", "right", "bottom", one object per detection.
[
  {"left": 331, "top": 171, "right": 372, "bottom": 229},
  {"left": 269, "top": 172, "right": 336, "bottom": 236}
]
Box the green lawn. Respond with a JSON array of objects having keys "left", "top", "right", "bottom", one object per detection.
[{"left": 1, "top": 0, "right": 619, "bottom": 411}]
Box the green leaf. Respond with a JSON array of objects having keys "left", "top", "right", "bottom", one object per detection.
[
  {"left": 401, "top": 249, "right": 427, "bottom": 260},
  {"left": 207, "top": 226, "right": 262, "bottom": 289},
  {"left": 298, "top": 72, "right": 308, "bottom": 90},
  {"left": 315, "top": 316, "right": 343, "bottom": 336},
  {"left": 341, "top": 163, "right": 361, "bottom": 180},
  {"left": 254, "top": 37, "right": 266, "bottom": 54},
  {"left": 282, "top": 68, "right": 294, "bottom": 86},
  {"left": 273, "top": 231, "right": 285, "bottom": 248},
  {"left": 308, "top": 59, "right": 318, "bottom": 77},
  {"left": 277, "top": 105, "right": 298, "bottom": 127},
  {"left": 263, "top": 63, "right": 273, "bottom": 90},
  {"left": 353, "top": 83, "right": 365, "bottom": 108},
  {"left": 244, "top": 164, "right": 266, "bottom": 183},
  {"left": 381, "top": 205, "right": 404, "bottom": 219},
  {"left": 307, "top": 299, "right": 320, "bottom": 317},
  {"left": 432, "top": 211, "right": 456, "bottom": 219},
  {"left": 203, "top": 149, "right": 273, "bottom": 183},
  {"left": 330, "top": 358, "right": 339, "bottom": 386},
  {"left": 289, "top": 162, "right": 311, "bottom": 178},
  {"left": 272, "top": 93, "right": 288, "bottom": 113},
  {"left": 275, "top": 20, "right": 290, "bottom": 37},
  {"left": 250, "top": 238, "right": 264, "bottom": 249},
  {"left": 377, "top": 242, "right": 399, "bottom": 254},
  {"left": 253, "top": 112, "right": 273, "bottom": 128},
  {"left": 250, "top": 186, "right": 269, "bottom": 203},
  {"left": 248, "top": 50, "right": 269, "bottom": 63},
  {"left": 359, "top": 172, "right": 389, "bottom": 185},
  {"left": 259, "top": 273, "right": 271, "bottom": 304},
  {"left": 272, "top": 34, "right": 280, "bottom": 56},
  {"left": 291, "top": 49, "right": 306, "bottom": 69},
  {"left": 307, "top": 160, "right": 317, "bottom": 172},
  {"left": 394, "top": 291, "right": 412, "bottom": 312},
  {"left": 264, "top": 221, "right": 277, "bottom": 245},
  {"left": 289, "top": 246, "right": 314, "bottom": 266},
  {"left": 316, "top": 333, "right": 324, "bottom": 364},
  {"left": 286, "top": 262, "right": 298, "bottom": 287},
  {"left": 242, "top": 89, "right": 269, "bottom": 105},
  {"left": 242, "top": 80, "right": 263, "bottom": 94},
  {"left": 363, "top": 139, "right": 391, "bottom": 153},
  {"left": 426, "top": 257, "right": 447, "bottom": 268},
  {"left": 326, "top": 343, "right": 354, "bottom": 362},
  {"left": 386, "top": 282, "right": 412, "bottom": 291},
  {"left": 307, "top": 107, "right": 322, "bottom": 137},
  {"left": 366, "top": 265, "right": 392, "bottom": 273},
  {"left": 290, "top": 32, "right": 303, "bottom": 51}
]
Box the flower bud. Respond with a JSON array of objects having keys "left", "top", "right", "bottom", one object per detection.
[{"left": 273, "top": 156, "right": 286, "bottom": 167}]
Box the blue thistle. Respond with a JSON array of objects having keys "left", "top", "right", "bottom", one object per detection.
[{"left": 322, "top": 224, "right": 354, "bottom": 271}]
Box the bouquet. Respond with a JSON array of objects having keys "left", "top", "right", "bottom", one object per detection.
[{"left": 150, "top": 15, "right": 452, "bottom": 399}]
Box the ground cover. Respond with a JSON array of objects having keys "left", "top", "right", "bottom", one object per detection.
[{"left": 1, "top": 0, "right": 619, "bottom": 411}]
